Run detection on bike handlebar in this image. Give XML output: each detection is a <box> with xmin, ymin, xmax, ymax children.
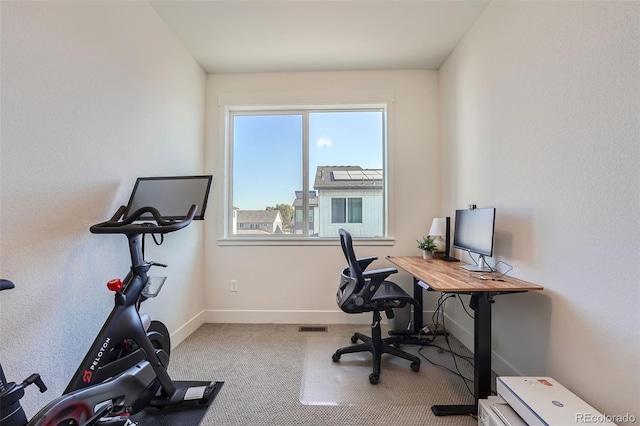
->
<box><xmin>90</xmin><ymin>204</ymin><xmax>198</xmax><ymax>235</ymax></box>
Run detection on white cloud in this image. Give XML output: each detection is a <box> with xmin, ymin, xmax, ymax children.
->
<box><xmin>316</xmin><ymin>137</ymin><xmax>332</xmax><ymax>148</ymax></box>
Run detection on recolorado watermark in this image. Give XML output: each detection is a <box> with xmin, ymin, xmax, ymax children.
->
<box><xmin>576</xmin><ymin>413</ymin><xmax>637</xmax><ymax>423</ymax></box>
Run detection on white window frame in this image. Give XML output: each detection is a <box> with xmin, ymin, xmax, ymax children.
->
<box><xmin>219</xmin><ymin>94</ymin><xmax>395</xmax><ymax>246</ymax></box>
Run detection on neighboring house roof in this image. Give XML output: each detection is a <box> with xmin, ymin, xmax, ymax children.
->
<box><xmin>292</xmin><ymin>190</ymin><xmax>319</xmax><ymax>208</ymax></box>
<box><xmin>237</xmin><ymin>210</ymin><xmax>282</xmax><ymax>223</ymax></box>
<box><xmin>313</xmin><ymin>166</ymin><xmax>384</xmax><ymax>190</ymax></box>
<box><xmin>292</xmin><ymin>196</ymin><xmax>319</xmax><ymax>208</ymax></box>
<box><xmin>295</xmin><ymin>190</ymin><xmax>317</xmax><ymax>199</ymax></box>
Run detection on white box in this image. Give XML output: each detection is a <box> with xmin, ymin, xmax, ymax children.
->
<box><xmin>479</xmin><ymin>396</ymin><xmax>504</xmax><ymax>426</ymax></box>
<box><xmin>497</xmin><ymin>377</ymin><xmax>616</xmax><ymax>426</ymax></box>
<box><xmin>479</xmin><ymin>396</ymin><xmax>527</xmax><ymax>426</ymax></box>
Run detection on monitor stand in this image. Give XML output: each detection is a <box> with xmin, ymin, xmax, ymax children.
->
<box><xmin>460</xmin><ymin>255</ymin><xmax>492</xmax><ymax>272</ymax></box>
<box><xmin>441</xmin><ymin>217</ymin><xmax>459</xmax><ymax>262</ymax></box>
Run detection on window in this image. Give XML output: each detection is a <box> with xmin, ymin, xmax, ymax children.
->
<box><xmin>348</xmin><ymin>198</ymin><xmax>363</xmax><ymax>223</ymax></box>
<box><xmin>331</xmin><ymin>198</ymin><xmax>346</xmax><ymax>223</ymax></box>
<box><xmin>331</xmin><ymin>198</ymin><xmax>362</xmax><ymax>224</ymax></box>
<box><xmin>227</xmin><ymin>106</ymin><xmax>387</xmax><ymax>239</ymax></box>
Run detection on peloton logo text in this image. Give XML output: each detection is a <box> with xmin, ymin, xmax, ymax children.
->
<box><xmin>82</xmin><ymin>337</ymin><xmax>111</xmax><ymax>383</ymax></box>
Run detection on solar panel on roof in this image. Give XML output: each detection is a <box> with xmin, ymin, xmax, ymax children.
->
<box><xmin>332</xmin><ymin>171</ymin><xmax>350</xmax><ymax>180</ymax></box>
<box><xmin>364</xmin><ymin>171</ymin><xmax>383</xmax><ymax>179</ymax></box>
<box><xmin>330</xmin><ymin>169</ymin><xmax>383</xmax><ymax>181</ymax></box>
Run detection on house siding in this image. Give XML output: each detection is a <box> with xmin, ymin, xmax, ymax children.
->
<box><xmin>318</xmin><ymin>189</ymin><xmax>383</xmax><ymax>237</ymax></box>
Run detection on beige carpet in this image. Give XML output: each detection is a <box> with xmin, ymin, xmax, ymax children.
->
<box><xmin>301</xmin><ymin>336</ymin><xmax>472</xmax><ymax>407</ymax></box>
<box><xmin>168</xmin><ymin>323</ymin><xmax>479</xmax><ymax>425</ymax></box>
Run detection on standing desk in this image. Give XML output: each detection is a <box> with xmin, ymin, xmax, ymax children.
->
<box><xmin>386</xmin><ymin>256</ymin><xmax>543</xmax><ymax>417</ymax></box>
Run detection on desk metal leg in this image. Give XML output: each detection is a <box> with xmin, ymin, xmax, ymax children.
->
<box><xmin>389</xmin><ymin>277</ymin><xmax>442</xmax><ymax>345</ymax></box>
<box><xmin>432</xmin><ymin>292</ymin><xmax>492</xmax><ymax>417</ymax></box>
<box><xmin>474</xmin><ymin>292</ymin><xmax>492</xmax><ymax>402</ymax></box>
<box><xmin>413</xmin><ymin>277</ymin><xmax>423</xmax><ymax>333</ymax></box>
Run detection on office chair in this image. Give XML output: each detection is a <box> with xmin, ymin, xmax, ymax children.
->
<box><xmin>332</xmin><ymin>229</ymin><xmax>421</xmax><ymax>384</ymax></box>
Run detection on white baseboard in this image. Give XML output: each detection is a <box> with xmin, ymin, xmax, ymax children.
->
<box><xmin>201</xmin><ymin>309</ymin><xmax>440</xmax><ymax>326</ymax></box>
<box><xmin>176</xmin><ymin>309</ymin><xmax>521</xmax><ymax>376</ymax></box>
<box><xmin>434</xmin><ymin>313</ymin><xmax>521</xmax><ymax>377</ymax></box>
<box><xmin>203</xmin><ymin>309</ymin><xmax>371</xmax><ymax>325</ymax></box>
<box><xmin>170</xmin><ymin>310</ymin><xmax>206</xmax><ymax>349</ymax></box>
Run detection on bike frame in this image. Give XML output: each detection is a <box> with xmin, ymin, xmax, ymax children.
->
<box><xmin>64</xmin><ymin>233</ymin><xmax>176</xmax><ymax>398</ymax></box>
<box><xmin>3</xmin><ymin>203</ymin><xmax>212</xmax><ymax>426</ymax></box>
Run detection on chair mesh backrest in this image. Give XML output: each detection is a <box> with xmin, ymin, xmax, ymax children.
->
<box><xmin>339</xmin><ymin>229</ymin><xmax>364</xmax><ymax>292</ymax></box>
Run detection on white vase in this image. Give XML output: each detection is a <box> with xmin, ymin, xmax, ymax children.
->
<box><xmin>422</xmin><ymin>250</ymin><xmax>433</xmax><ymax>260</ymax></box>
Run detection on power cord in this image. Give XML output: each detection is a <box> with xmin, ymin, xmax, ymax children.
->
<box><xmin>418</xmin><ymin>345</ymin><xmax>474</xmax><ymax>395</ymax></box>
<box><xmin>416</xmin><ymin>292</ymin><xmax>476</xmax><ymax>398</ymax></box>
<box><xmin>416</xmin><ymin>290</ymin><xmax>502</xmax><ymax>399</ymax></box>
<box><xmin>465</xmin><ymin>251</ymin><xmax>514</xmax><ymax>281</ymax></box>
<box><xmin>470</xmin><ymin>273</ymin><xmax>505</xmax><ymax>282</ymax></box>
<box><xmin>431</xmin><ymin>293</ymin><xmax>455</xmax><ymax>331</ymax></box>
<box><xmin>456</xmin><ymin>294</ymin><xmax>475</xmax><ymax>319</ymax></box>
<box><xmin>493</xmin><ymin>261</ymin><xmax>513</xmax><ymax>277</ymax></box>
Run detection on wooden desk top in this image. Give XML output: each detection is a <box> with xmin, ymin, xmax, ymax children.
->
<box><xmin>386</xmin><ymin>256</ymin><xmax>543</xmax><ymax>293</ymax></box>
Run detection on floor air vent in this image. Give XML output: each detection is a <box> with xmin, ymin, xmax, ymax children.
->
<box><xmin>298</xmin><ymin>326</ymin><xmax>328</xmax><ymax>332</ymax></box>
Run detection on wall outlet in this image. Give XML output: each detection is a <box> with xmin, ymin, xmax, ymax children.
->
<box><xmin>230</xmin><ymin>280</ymin><xmax>238</xmax><ymax>292</ymax></box>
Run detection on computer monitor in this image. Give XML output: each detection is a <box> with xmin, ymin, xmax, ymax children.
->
<box><xmin>453</xmin><ymin>207</ymin><xmax>496</xmax><ymax>272</ymax></box>
<box><xmin>124</xmin><ymin>175</ymin><xmax>213</xmax><ymax>221</ymax></box>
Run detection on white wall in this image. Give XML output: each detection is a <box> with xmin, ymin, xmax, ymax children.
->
<box><xmin>205</xmin><ymin>71</ymin><xmax>443</xmax><ymax>324</ymax></box>
<box><xmin>440</xmin><ymin>1</ymin><xmax>639</xmax><ymax>417</ymax></box>
<box><xmin>4</xmin><ymin>0</ymin><xmax>636</xmax><ymax>419</ymax></box>
<box><xmin>0</xmin><ymin>1</ymin><xmax>206</xmax><ymax>415</ymax></box>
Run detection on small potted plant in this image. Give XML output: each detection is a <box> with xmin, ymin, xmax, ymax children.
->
<box><xmin>417</xmin><ymin>236</ymin><xmax>437</xmax><ymax>259</ymax></box>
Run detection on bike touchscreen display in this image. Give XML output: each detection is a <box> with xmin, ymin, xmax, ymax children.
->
<box><xmin>124</xmin><ymin>175</ymin><xmax>213</xmax><ymax>221</ymax></box>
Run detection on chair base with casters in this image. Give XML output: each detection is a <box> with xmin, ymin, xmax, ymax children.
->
<box><xmin>332</xmin><ymin>310</ymin><xmax>420</xmax><ymax>384</ymax></box>
<box><xmin>333</xmin><ymin>228</ymin><xmax>422</xmax><ymax>385</ymax></box>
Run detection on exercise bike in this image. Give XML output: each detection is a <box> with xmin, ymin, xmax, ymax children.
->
<box><xmin>1</xmin><ymin>204</ymin><xmax>218</xmax><ymax>426</ymax></box>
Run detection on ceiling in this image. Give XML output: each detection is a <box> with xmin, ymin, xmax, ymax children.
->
<box><xmin>149</xmin><ymin>1</ymin><xmax>491</xmax><ymax>74</ymax></box>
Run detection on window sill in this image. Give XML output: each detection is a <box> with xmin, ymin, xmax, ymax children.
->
<box><xmin>217</xmin><ymin>237</ymin><xmax>395</xmax><ymax>246</ymax></box>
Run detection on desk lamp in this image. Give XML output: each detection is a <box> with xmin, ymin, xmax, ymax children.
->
<box><xmin>428</xmin><ymin>218</ymin><xmax>446</xmax><ymax>253</ymax></box>
<box><xmin>429</xmin><ymin>217</ymin><xmax>459</xmax><ymax>262</ymax></box>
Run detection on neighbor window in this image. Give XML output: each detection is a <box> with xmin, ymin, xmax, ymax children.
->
<box><xmin>331</xmin><ymin>198</ymin><xmax>363</xmax><ymax>224</ymax></box>
<box><xmin>348</xmin><ymin>198</ymin><xmax>363</xmax><ymax>223</ymax></box>
<box><xmin>331</xmin><ymin>198</ymin><xmax>346</xmax><ymax>223</ymax></box>
<box><xmin>227</xmin><ymin>106</ymin><xmax>387</xmax><ymax>239</ymax></box>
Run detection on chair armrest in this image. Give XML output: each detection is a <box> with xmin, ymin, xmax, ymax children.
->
<box><xmin>362</xmin><ymin>267</ymin><xmax>397</xmax><ymax>281</ymax></box>
<box><xmin>356</xmin><ymin>256</ymin><xmax>378</xmax><ymax>271</ymax></box>
<box><xmin>358</xmin><ymin>267</ymin><xmax>398</xmax><ymax>303</ymax></box>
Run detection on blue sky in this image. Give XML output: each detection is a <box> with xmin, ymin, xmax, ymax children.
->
<box><xmin>233</xmin><ymin>111</ymin><xmax>383</xmax><ymax>210</ymax></box>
